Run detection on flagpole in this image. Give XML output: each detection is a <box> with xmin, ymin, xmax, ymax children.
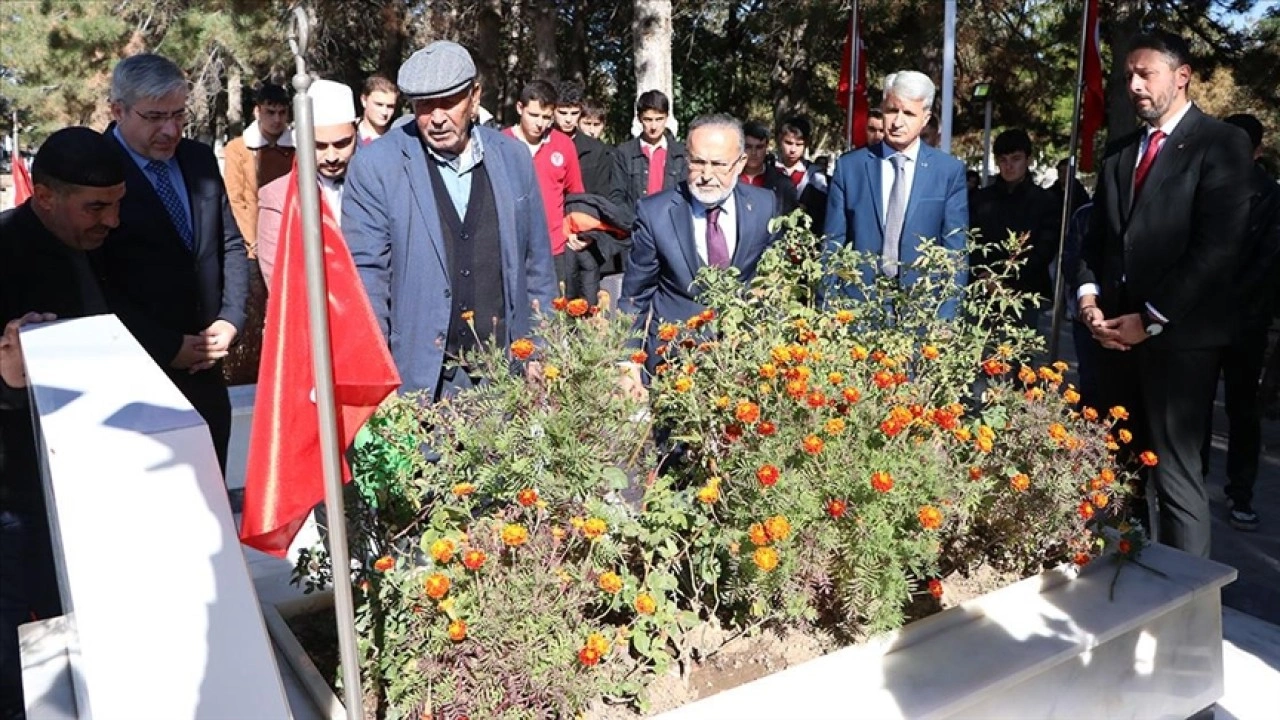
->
<box><xmin>940</xmin><ymin>0</ymin><xmax>956</xmax><ymax>152</ymax></box>
<box><xmin>1048</xmin><ymin>0</ymin><xmax>1092</xmax><ymax>360</ymax></box>
<box><xmin>288</xmin><ymin>9</ymin><xmax>364</xmax><ymax>719</ymax></box>
<box><xmin>843</xmin><ymin>0</ymin><xmax>859</xmax><ymax>151</ymax></box>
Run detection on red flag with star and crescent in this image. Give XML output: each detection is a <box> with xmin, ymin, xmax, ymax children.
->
<box><xmin>837</xmin><ymin>14</ymin><xmax>870</xmax><ymax>149</ymax></box>
<box><xmin>1079</xmin><ymin>0</ymin><xmax>1104</xmax><ymax>172</ymax></box>
<box><xmin>13</xmin><ymin>155</ymin><xmax>33</xmax><ymax>206</ymax></box>
<box><xmin>239</xmin><ymin>168</ymin><xmax>400</xmax><ymax>557</ymax></box>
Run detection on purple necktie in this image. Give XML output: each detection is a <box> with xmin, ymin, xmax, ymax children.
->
<box><xmin>706</xmin><ymin>205</ymin><xmax>730</xmax><ymax>268</ymax></box>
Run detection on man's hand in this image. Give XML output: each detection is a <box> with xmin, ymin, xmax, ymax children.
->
<box><xmin>1101</xmin><ymin>313</ymin><xmax>1149</xmax><ymax>347</ymax></box>
<box><xmin>181</xmin><ymin>319</ymin><xmax>238</xmax><ymax>373</ymax></box>
<box><xmin>526</xmin><ymin>360</ymin><xmax>544</xmax><ymax>385</ymax></box>
<box><xmin>0</xmin><ymin>312</ymin><xmax>57</xmax><ymax>389</ymax></box>
<box><xmin>1079</xmin><ymin>304</ymin><xmax>1128</xmax><ymax>351</ymax></box>
<box><xmin>171</xmin><ymin>334</ymin><xmax>211</xmax><ymax>371</ymax></box>
<box><xmin>565</xmin><ymin>232</ymin><xmax>593</xmax><ymax>252</ymax></box>
<box><xmin>618</xmin><ymin>362</ymin><xmax>648</xmax><ymax>402</ymax></box>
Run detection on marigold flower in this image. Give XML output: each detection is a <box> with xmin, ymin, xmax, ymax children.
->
<box><xmin>673</xmin><ymin>376</ymin><xmax>693</xmax><ymax>393</ymax></box>
<box><xmin>1010</xmin><ymin>473</ymin><xmax>1031</xmax><ymax>492</ymax></box>
<box><xmin>806</xmin><ymin>391</ymin><xmax>827</xmax><ymax>408</ymax></box>
<box><xmin>756</xmin><ymin>464</ymin><xmax>780</xmax><ymax>487</ymax></box>
<box><xmin>582</xmin><ymin>517</ymin><xmax>608</xmax><ymax>539</ymax></box>
<box><xmin>452</xmin><ymin>482</ymin><xmax>477</xmax><ymax>497</ymax></box>
<box><xmin>802</xmin><ymin>434</ymin><xmax>824</xmax><ymax>454</ymax></box>
<box><xmin>1052</xmin><ymin>360</ymin><xmax>1069</xmax><ymax>373</ymax></box>
<box><xmin>1078</xmin><ymin>500</ymin><xmax>1096</xmax><ymax>520</ymax></box>
<box><xmin>1082</xmin><ymin>406</ymin><xmax>1099</xmax><ymax>421</ymax></box>
<box><xmin>685</xmin><ymin>316</ymin><xmax>703</xmax><ymax>331</ymax></box>
<box><xmin>430</xmin><ymin>538</ymin><xmax>456</xmax><ymax>564</ymax></box>
<box><xmin>786</xmin><ymin>379</ymin><xmax>808</xmax><ymax>398</ymax></box>
<box><xmin>561</xmin><ymin>297</ymin><xmax>588</xmax><ymax>317</ymax></box>
<box><xmin>598</xmin><ymin>571</ymin><xmax>623</xmax><ymax>594</ymax></box>
<box><xmin>1063</xmin><ymin>388</ymin><xmax>1081</xmax><ymax>405</ymax></box>
<box><xmin>871</xmin><ymin>471</ymin><xmax>894</xmax><ymax>493</ymax></box>
<box><xmin>1118</xmin><ymin>429</ymin><xmax>1133</xmax><ymax>444</ymax></box>
<box><xmin>630</xmin><ymin>350</ymin><xmax>648</xmax><ymax>365</ymax></box>
<box><xmin>835</xmin><ymin>309</ymin><xmax>855</xmax><ymax>324</ymax></box>
<box><xmin>1109</xmin><ymin>406</ymin><xmax>1130</xmax><ymax>420</ymax></box>
<box><xmin>881</xmin><ymin>419</ymin><xmax>907</xmax><ymax>438</ymax></box>
<box><xmin>1100</xmin><ymin>468</ymin><xmax>1116</xmax><ymax>485</ymax></box>
<box><xmin>1073</xmin><ymin>551</ymin><xmax>1091</xmax><ymax>566</ymax></box>
<box><xmin>460</xmin><ymin>310</ymin><xmax>475</xmax><ymax>323</ymax></box>
<box><xmin>842</xmin><ymin>386</ymin><xmax>862</xmax><ymax>404</ymax></box>
<box><xmin>657</xmin><ymin>323</ymin><xmax>679</xmax><ymax>341</ymax></box>
<box><xmin>586</xmin><ymin>632</ymin><xmax>610</xmax><ymax>656</ymax></box>
<box><xmin>827</xmin><ymin>371</ymin><xmax>845</xmax><ymax>385</ymax></box>
<box><xmin>552</xmin><ymin>296</ymin><xmax>569</xmax><ymax>311</ymax></box>
<box><xmin>1139</xmin><ymin>451</ymin><xmax>1159</xmax><ymax>467</ymax></box>
<box><xmin>873</xmin><ymin>370</ymin><xmax>895</xmax><ymax>389</ymax></box>
<box><xmin>462</xmin><ymin>549</ymin><xmax>486</xmax><ymax>571</ymax></box>
<box><xmin>635</xmin><ymin>593</ymin><xmax>657</xmax><ymax>615</ymax></box>
<box><xmin>928</xmin><ymin>579</ymin><xmax>944</xmax><ymax>599</ymax></box>
<box><xmin>700</xmin><ymin>308</ymin><xmax>716</xmax><ymax>322</ymax></box>
<box><xmin>763</xmin><ymin>515</ymin><xmax>791</xmax><ymax>541</ymax></box>
<box><xmin>696</xmin><ymin>484</ymin><xmax>720</xmax><ymax>504</ymax></box>
<box><xmin>1092</xmin><ymin>492</ymin><xmax>1109</xmax><ymax>509</ymax></box>
<box><xmin>918</xmin><ymin>505</ymin><xmax>943</xmax><ymax>530</ymax></box>
<box><xmin>447</xmin><ymin>619</ymin><xmax>467</xmax><ymax>642</ymax></box>
<box><xmin>1048</xmin><ymin>423</ymin><xmax>1068</xmax><ymax>441</ymax></box>
<box><xmin>771</xmin><ymin>345</ymin><xmax>793</xmax><ymax>364</ymax></box>
<box><xmin>827</xmin><ymin>499</ymin><xmax>847</xmax><ymax>518</ymax></box>
<box><xmin>424</xmin><ymin>573</ymin><xmax>450</xmax><ymax>599</ymax></box>
<box><xmin>542</xmin><ymin>365</ymin><xmax>562</xmax><ymax>382</ymax></box>
<box><xmin>1018</xmin><ymin>366</ymin><xmax>1037</xmax><ymax>385</ymax></box>
<box><xmin>921</xmin><ymin>344</ymin><xmax>940</xmax><ymax>360</ymax></box>
<box><xmin>1025</xmin><ymin>387</ymin><xmax>1045</xmax><ymax>402</ymax></box>
<box><xmin>748</xmin><ymin>523</ymin><xmax>770</xmax><ymax>546</ymax></box>
<box><xmin>712</xmin><ymin>395</ymin><xmax>730</xmax><ymax>410</ymax></box>
<box><xmin>725</xmin><ymin>424</ymin><xmax>744</xmax><ymax>442</ymax></box>
<box><xmin>850</xmin><ymin>345</ymin><xmax>870</xmax><ymax>361</ymax></box>
<box><xmin>517</xmin><ymin>488</ymin><xmax>539</xmax><ymax>507</ymax></box>
<box><xmin>758</xmin><ymin>382</ymin><xmax>774</xmax><ymax>396</ymax></box>
<box><xmin>790</xmin><ymin>345</ymin><xmax>809</xmax><ymax>363</ymax></box>
<box><xmin>510</xmin><ymin>338</ymin><xmax>536</xmax><ymax>361</ymax></box>
<box><xmin>373</xmin><ymin>555</ymin><xmax>394</xmax><ymax>572</ymax></box>
<box><xmin>824</xmin><ymin>418</ymin><xmax>846</xmax><ymax>436</ymax></box>
<box><xmin>982</xmin><ymin>358</ymin><xmax>1010</xmax><ymax>377</ymax></box>
<box><xmin>578</xmin><ymin>646</ymin><xmax>602</xmax><ymax>667</ymax></box>
<box><xmin>758</xmin><ymin>363</ymin><xmax>778</xmax><ymax>378</ymax></box>
<box><xmin>976</xmin><ymin>436</ymin><xmax>994</xmax><ymax>453</ymax></box>
<box><xmin>954</xmin><ymin>427</ymin><xmax>973</xmax><ymax>442</ymax></box>
<box><xmin>735</xmin><ymin>401</ymin><xmax>761</xmax><ymax>424</ymax></box>
<box><xmin>753</xmin><ymin>546</ymin><xmax>780</xmax><ymax>572</ymax></box>
<box><xmin>757</xmin><ymin>420</ymin><xmax>777</xmax><ymax>436</ymax></box>
<box><xmin>1118</xmin><ymin>539</ymin><xmax>1133</xmax><ymax>555</ymax></box>
<box><xmin>969</xmin><ymin>466</ymin><xmax>983</xmax><ymax>481</ymax></box>
<box><xmin>501</xmin><ymin>524</ymin><xmax>529</xmax><ymax>547</ymax></box>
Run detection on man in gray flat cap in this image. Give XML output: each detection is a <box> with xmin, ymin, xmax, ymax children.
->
<box><xmin>343</xmin><ymin>40</ymin><xmax>557</xmax><ymax>399</ymax></box>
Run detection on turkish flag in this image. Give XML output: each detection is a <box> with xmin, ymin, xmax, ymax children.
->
<box><xmin>13</xmin><ymin>155</ymin><xmax>33</xmax><ymax>206</ymax></box>
<box><xmin>239</xmin><ymin>168</ymin><xmax>400</xmax><ymax>557</ymax></box>
<box><xmin>1079</xmin><ymin>0</ymin><xmax>1104</xmax><ymax>172</ymax></box>
<box><xmin>837</xmin><ymin>15</ymin><xmax>869</xmax><ymax>149</ymax></box>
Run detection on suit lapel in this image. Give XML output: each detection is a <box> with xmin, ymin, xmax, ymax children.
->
<box><xmin>1116</xmin><ymin>137</ymin><xmax>1139</xmax><ymax>224</ymax></box>
<box><xmin>401</xmin><ymin>137</ymin><xmax>449</xmax><ymax>275</ymax></box>
<box><xmin>1130</xmin><ymin>106</ymin><xmax>1201</xmax><ymax>219</ymax></box>
<box><xmin>669</xmin><ymin>189</ymin><xmax>702</xmax><ymax>278</ymax></box>
<box><xmin>482</xmin><ymin>132</ymin><xmax>523</xmax><ymax>305</ymax></box>
<box><xmin>901</xmin><ymin>143</ymin><xmax>933</xmax><ymax>239</ymax></box>
<box><xmin>864</xmin><ymin>148</ymin><xmax>885</xmax><ymax>234</ymax></box>
<box><xmin>177</xmin><ymin>144</ymin><xmax>207</xmax><ymax>254</ymax></box>
<box><xmin>730</xmin><ymin>185</ymin><xmax>760</xmax><ymax>268</ymax></box>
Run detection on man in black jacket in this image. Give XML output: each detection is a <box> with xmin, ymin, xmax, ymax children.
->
<box><xmin>740</xmin><ymin>120</ymin><xmax>798</xmax><ymax>216</ymax></box>
<box><xmin>609</xmin><ymin>90</ymin><xmax>688</xmax><ymax>213</ymax></box>
<box><xmin>1076</xmin><ymin>31</ymin><xmax>1253</xmax><ymax>557</ymax></box>
<box><xmin>0</xmin><ymin>127</ymin><xmax>126</xmax><ymax>720</ymax></box>
<box><xmin>96</xmin><ymin>54</ymin><xmax>248</xmax><ymax>471</ymax></box>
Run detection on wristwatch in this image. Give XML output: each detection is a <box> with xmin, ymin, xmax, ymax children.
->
<box><xmin>1141</xmin><ymin>309</ymin><xmax>1165</xmax><ymax>337</ymax></box>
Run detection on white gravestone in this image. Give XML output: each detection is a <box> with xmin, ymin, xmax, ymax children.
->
<box><xmin>20</xmin><ymin>314</ymin><xmax>289</xmax><ymax>719</ymax></box>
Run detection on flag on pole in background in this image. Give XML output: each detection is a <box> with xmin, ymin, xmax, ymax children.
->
<box><xmin>239</xmin><ymin>168</ymin><xmax>400</xmax><ymax>557</ymax></box>
<box><xmin>838</xmin><ymin>13</ymin><xmax>869</xmax><ymax>149</ymax></box>
<box><xmin>13</xmin><ymin>155</ymin><xmax>33</xmax><ymax>206</ymax></box>
<box><xmin>1080</xmin><ymin>0</ymin><xmax>1104</xmax><ymax>172</ymax></box>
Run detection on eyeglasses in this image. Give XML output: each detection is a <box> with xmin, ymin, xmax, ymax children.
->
<box><xmin>688</xmin><ymin>155</ymin><xmax>744</xmax><ymax>173</ymax></box>
<box><xmin>133</xmin><ymin>109</ymin><xmax>188</xmax><ymax>124</ymax></box>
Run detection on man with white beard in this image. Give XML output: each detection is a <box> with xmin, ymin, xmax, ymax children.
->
<box><xmin>620</xmin><ymin>113</ymin><xmax>780</xmax><ymax>377</ymax></box>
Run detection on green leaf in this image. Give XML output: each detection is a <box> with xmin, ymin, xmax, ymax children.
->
<box><xmin>603</xmin><ymin>466</ymin><xmax>630</xmax><ymax>491</ymax></box>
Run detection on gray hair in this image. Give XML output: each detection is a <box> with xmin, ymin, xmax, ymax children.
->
<box><xmin>111</xmin><ymin>54</ymin><xmax>188</xmax><ymax>107</ymax></box>
<box><xmin>883</xmin><ymin>70</ymin><xmax>936</xmax><ymax>110</ymax></box>
<box><xmin>686</xmin><ymin>113</ymin><xmax>745</xmax><ymax>153</ymax></box>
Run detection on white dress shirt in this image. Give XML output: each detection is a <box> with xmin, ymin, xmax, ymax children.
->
<box><xmin>319</xmin><ymin>175</ymin><xmax>344</xmax><ymax>216</ymax></box>
<box><xmin>878</xmin><ymin>139</ymin><xmax>922</xmax><ymax>223</ymax></box>
<box><xmin>691</xmin><ymin>191</ymin><xmax>739</xmax><ymax>265</ymax></box>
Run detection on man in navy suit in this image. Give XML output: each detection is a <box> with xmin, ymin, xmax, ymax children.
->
<box><xmin>620</xmin><ymin>114</ymin><xmax>779</xmax><ymax>378</ymax></box>
<box><xmin>343</xmin><ymin>41</ymin><xmax>557</xmax><ymax>400</ymax></box>
<box><xmin>823</xmin><ymin>70</ymin><xmax>968</xmax><ymax>314</ymax></box>
<box><xmin>97</xmin><ymin>54</ymin><xmax>249</xmax><ymax>471</ymax></box>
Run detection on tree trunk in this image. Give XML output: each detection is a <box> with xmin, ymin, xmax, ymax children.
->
<box><xmin>227</xmin><ymin>64</ymin><xmax>243</xmax><ymax>137</ymax></box>
<box><xmin>1105</xmin><ymin>0</ymin><xmax>1144</xmax><ymax>142</ymax></box>
<box><xmin>475</xmin><ymin>0</ymin><xmax>504</xmax><ymax>116</ymax></box>
<box><xmin>527</xmin><ymin>0</ymin><xmax>559</xmax><ymax>80</ymax></box>
<box><xmin>633</xmin><ymin>0</ymin><xmax>673</xmax><ymax>116</ymax></box>
<box><xmin>377</xmin><ymin>1</ymin><xmax>407</xmax><ymax>82</ymax></box>
<box><xmin>565</xmin><ymin>0</ymin><xmax>589</xmax><ymax>86</ymax></box>
<box><xmin>501</xmin><ymin>0</ymin><xmax>524</xmax><ymax>125</ymax></box>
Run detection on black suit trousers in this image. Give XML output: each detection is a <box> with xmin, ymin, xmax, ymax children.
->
<box><xmin>171</xmin><ymin>369</ymin><xmax>232</xmax><ymax>473</ymax></box>
<box><xmin>1200</xmin><ymin>323</ymin><xmax>1268</xmax><ymax>503</ymax></box>
<box><xmin>1098</xmin><ymin>341</ymin><xmax>1221</xmax><ymax>558</ymax></box>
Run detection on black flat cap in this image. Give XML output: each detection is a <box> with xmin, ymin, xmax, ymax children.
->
<box><xmin>32</xmin><ymin>127</ymin><xmax>125</xmax><ymax>188</ymax></box>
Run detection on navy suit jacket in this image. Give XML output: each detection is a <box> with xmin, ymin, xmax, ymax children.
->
<box><xmin>823</xmin><ymin>141</ymin><xmax>968</xmax><ymax>313</ymax></box>
<box><xmin>99</xmin><ymin>129</ymin><xmax>249</xmax><ymax>370</ymax></box>
<box><xmin>342</xmin><ymin>123</ymin><xmax>558</xmax><ymax>395</ymax></box>
<box><xmin>620</xmin><ymin>183</ymin><xmax>779</xmax><ymax>370</ymax></box>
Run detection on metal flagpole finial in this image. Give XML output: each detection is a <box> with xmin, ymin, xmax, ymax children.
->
<box><xmin>289</xmin><ymin>6</ymin><xmax>311</xmax><ymax>91</ymax></box>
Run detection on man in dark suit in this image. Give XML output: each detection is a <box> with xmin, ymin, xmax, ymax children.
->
<box><xmin>610</xmin><ymin>89</ymin><xmax>689</xmax><ymax>214</ymax></box>
<box><xmin>1076</xmin><ymin>31</ymin><xmax>1253</xmax><ymax>557</ymax></box>
<box><xmin>823</xmin><ymin>70</ymin><xmax>969</xmax><ymax>317</ymax></box>
<box><xmin>97</xmin><ymin>54</ymin><xmax>249</xmax><ymax>471</ymax></box>
<box><xmin>620</xmin><ymin>114</ymin><xmax>779</xmax><ymax>378</ymax></box>
<box><xmin>1</xmin><ymin>127</ymin><xmax>126</xmax><ymax>719</ymax></box>
<box><xmin>343</xmin><ymin>41</ymin><xmax>557</xmax><ymax>400</ymax></box>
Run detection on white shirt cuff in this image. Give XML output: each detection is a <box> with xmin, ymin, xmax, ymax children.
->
<box><xmin>1145</xmin><ymin>303</ymin><xmax>1169</xmax><ymax>323</ymax></box>
<box><xmin>1076</xmin><ymin>283</ymin><xmax>1100</xmax><ymax>301</ymax></box>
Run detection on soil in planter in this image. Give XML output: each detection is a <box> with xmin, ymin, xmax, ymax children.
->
<box><xmin>286</xmin><ymin>608</ymin><xmax>382</xmax><ymax>719</ymax></box>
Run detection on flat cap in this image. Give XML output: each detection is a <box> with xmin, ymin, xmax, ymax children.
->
<box><xmin>397</xmin><ymin>41</ymin><xmax>476</xmax><ymax>100</ymax></box>
<box><xmin>33</xmin><ymin>127</ymin><xmax>125</xmax><ymax>188</ymax></box>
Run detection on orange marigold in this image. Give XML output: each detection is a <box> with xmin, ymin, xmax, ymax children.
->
<box><xmin>1063</xmin><ymin>388</ymin><xmax>1081</xmax><ymax>405</ymax></box>
<box><xmin>516</xmin><ymin>488</ymin><xmax>539</xmax><ymax>507</ymax></box>
<box><xmin>928</xmin><ymin>579</ymin><xmax>944</xmax><ymax>599</ymax></box>
<box><xmin>871</xmin><ymin>471</ymin><xmax>894</xmax><ymax>493</ymax></box>
<box><xmin>501</xmin><ymin>524</ymin><xmax>529</xmax><ymax>547</ymax></box>
<box><xmin>1082</xmin><ymin>406</ymin><xmax>1099</xmax><ymax>421</ymax></box>
<box><xmin>700</xmin><ymin>308</ymin><xmax>716</xmax><ymax>322</ymax></box>
<box><xmin>918</xmin><ymin>505</ymin><xmax>943</xmax><ymax>530</ymax></box>
<box><xmin>373</xmin><ymin>555</ymin><xmax>395</xmax><ymax>572</ymax></box>
<box><xmin>802</xmin><ymin>434</ymin><xmax>825</xmax><ymax>454</ymax></box>
<box><xmin>827</xmin><ymin>499</ymin><xmax>848</xmax><ymax>518</ymax></box>
<box><xmin>586</xmin><ymin>632</ymin><xmax>610</xmax><ymax>656</ymax></box>
<box><xmin>1018</xmin><ymin>366</ymin><xmax>1038</xmax><ymax>385</ymax></box>
<box><xmin>827</xmin><ymin>371</ymin><xmax>845</xmax><ymax>385</ymax></box>
<box><xmin>756</xmin><ymin>464</ymin><xmax>780</xmax><ymax>487</ymax></box>
<box><xmin>806</xmin><ymin>390</ymin><xmax>827</xmax><ymax>408</ymax></box>
<box><xmin>598</xmin><ymin>571</ymin><xmax>623</xmax><ymax>594</ymax></box>
<box><xmin>786</xmin><ymin>379</ymin><xmax>808</xmax><ymax>398</ymax></box>
<box><xmin>1010</xmin><ymin>473</ymin><xmax>1031</xmax><ymax>492</ymax></box>
<box><xmin>824</xmin><ymin>418</ymin><xmax>846</xmax><ymax>436</ymax></box>
<box><xmin>510</xmin><ymin>338</ymin><xmax>536</xmax><ymax>361</ymax></box>
<box><xmin>424</xmin><ymin>573</ymin><xmax>451</xmax><ymax>599</ymax></box>
<box><xmin>630</xmin><ymin>350</ymin><xmax>648</xmax><ymax>365</ymax></box>
<box><xmin>842</xmin><ymin>386</ymin><xmax>862</xmax><ymax>404</ymax></box>
<box><xmin>657</xmin><ymin>323</ymin><xmax>679</xmax><ymax>341</ymax></box>
<box><xmin>447</xmin><ymin>619</ymin><xmax>467</xmax><ymax>642</ymax></box>
<box><xmin>1109</xmin><ymin>406</ymin><xmax>1130</xmax><ymax>420</ymax></box>
<box><xmin>462</xmin><ymin>549</ymin><xmax>487</xmax><ymax>571</ymax></box>
<box><xmin>566</xmin><ymin>298</ymin><xmax>590</xmax><ymax>316</ymax></box>
<box><xmin>1078</xmin><ymin>501</ymin><xmax>1096</xmax><ymax>520</ymax></box>
<box><xmin>850</xmin><ymin>345</ymin><xmax>870</xmax><ymax>361</ymax></box>
<box><xmin>578</xmin><ymin>646</ymin><xmax>602</xmax><ymax>667</ymax></box>
<box><xmin>835</xmin><ymin>309</ymin><xmax>855</xmax><ymax>324</ymax></box>
<box><xmin>757</xmin><ymin>420</ymin><xmax>777</xmax><ymax>436</ymax></box>
<box><xmin>1073</xmin><ymin>552</ymin><xmax>1092</xmax><ymax>566</ymax></box>
<box><xmin>582</xmin><ymin>517</ymin><xmax>608</xmax><ymax>539</ymax></box>
<box><xmin>771</xmin><ymin>345</ymin><xmax>793</xmax><ymax>364</ymax></box>
<box><xmin>969</xmin><ymin>466</ymin><xmax>984</xmax><ymax>481</ymax></box>
<box><xmin>1100</xmin><ymin>468</ymin><xmax>1116</xmax><ymax>485</ymax></box>
<box><xmin>634</xmin><ymin>593</ymin><xmax>657</xmax><ymax>615</ymax></box>
<box><xmin>1092</xmin><ymin>492</ymin><xmax>1109</xmax><ymax>509</ymax></box>
<box><xmin>735</xmin><ymin>401</ymin><xmax>761</xmax><ymax>424</ymax></box>
<box><xmin>763</xmin><ymin>515</ymin><xmax>792</xmax><ymax>542</ymax></box>
<box><xmin>430</xmin><ymin>538</ymin><xmax>456</xmax><ymax>564</ymax></box>
<box><xmin>673</xmin><ymin>376</ymin><xmax>693</xmax><ymax>393</ymax></box>
<box><xmin>748</xmin><ymin>523</ymin><xmax>770</xmax><ymax>546</ymax></box>
<box><xmin>1139</xmin><ymin>451</ymin><xmax>1159</xmax><ymax>467</ymax></box>
<box><xmin>552</xmin><ymin>296</ymin><xmax>569</xmax><ymax>311</ymax></box>
<box><xmin>758</xmin><ymin>362</ymin><xmax>778</xmax><ymax>379</ymax></box>
<box><xmin>452</xmin><ymin>482</ymin><xmax>477</xmax><ymax>497</ymax></box>
<box><xmin>1118</xmin><ymin>429</ymin><xmax>1133</xmax><ymax>444</ymax></box>
<box><xmin>922</xmin><ymin>344</ymin><xmax>940</xmax><ymax>360</ymax></box>
<box><xmin>872</xmin><ymin>370</ymin><xmax>895</xmax><ymax>389</ymax></box>
<box><xmin>753</xmin><ymin>546</ymin><xmax>780</xmax><ymax>572</ymax></box>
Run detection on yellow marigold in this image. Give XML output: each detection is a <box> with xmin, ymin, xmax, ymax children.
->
<box><xmin>758</xmin><ymin>363</ymin><xmax>778</xmax><ymax>379</ymax></box>
<box><xmin>1063</xmin><ymin>387</ymin><xmax>1081</xmax><ymax>405</ymax></box>
<box><xmin>921</xmin><ymin>344</ymin><xmax>940</xmax><ymax>360</ymax></box>
<box><xmin>918</xmin><ymin>505</ymin><xmax>944</xmax><ymax>530</ymax></box>
<box><xmin>771</xmin><ymin>345</ymin><xmax>793</xmax><ymax>364</ymax></box>
<box><xmin>1118</xmin><ymin>429</ymin><xmax>1133</xmax><ymax>444</ymax></box>
<box><xmin>501</xmin><ymin>524</ymin><xmax>529</xmax><ymax>547</ymax></box>
<box><xmin>430</xmin><ymin>538</ymin><xmax>456</xmax><ymax>564</ymax></box>
<box><xmin>598</xmin><ymin>571</ymin><xmax>623</xmax><ymax>594</ymax></box>
<box><xmin>673</xmin><ymin>376</ymin><xmax>693</xmax><ymax>393</ymax></box>
<box><xmin>850</xmin><ymin>345</ymin><xmax>869</xmax><ymax>361</ymax></box>
<box><xmin>1109</xmin><ymin>406</ymin><xmax>1129</xmax><ymax>420</ymax></box>
<box><xmin>824</xmin><ymin>417</ymin><xmax>846</xmax><ymax>436</ymax></box>
<box><xmin>954</xmin><ymin>427</ymin><xmax>973</xmax><ymax>442</ymax></box>
<box><xmin>447</xmin><ymin>619</ymin><xmax>467</xmax><ymax>642</ymax></box>
<box><xmin>452</xmin><ymin>482</ymin><xmax>477</xmax><ymax>497</ymax></box>
<box><xmin>1010</xmin><ymin>473</ymin><xmax>1031</xmax><ymax>492</ymax></box>
<box><xmin>1018</xmin><ymin>366</ymin><xmax>1037</xmax><ymax>385</ymax></box>
<box><xmin>758</xmin><ymin>382</ymin><xmax>774</xmax><ymax>396</ymax></box>
<box><xmin>696</xmin><ymin>484</ymin><xmax>720</xmax><ymax>504</ymax></box>
<box><xmin>763</xmin><ymin>515</ymin><xmax>792</xmax><ymax>542</ymax></box>
<box><xmin>996</xmin><ymin>344</ymin><xmax>1014</xmax><ymax>358</ymax></box>
<box><xmin>1048</xmin><ymin>423</ymin><xmax>1068</xmax><ymax>441</ymax></box>
<box><xmin>634</xmin><ymin>593</ymin><xmax>657</xmax><ymax>615</ymax></box>
<box><xmin>715</xmin><ymin>395</ymin><xmax>731</xmax><ymax>409</ymax></box>
<box><xmin>977</xmin><ymin>424</ymin><xmax>996</xmax><ymax>440</ymax></box>
<box><xmin>582</xmin><ymin>517</ymin><xmax>608</xmax><ymax>540</ymax></box>
<box><xmin>976</xmin><ymin>436</ymin><xmax>994</xmax><ymax>453</ymax></box>
<box><xmin>748</xmin><ymin>523</ymin><xmax>770</xmax><ymax>546</ymax></box>
<box><xmin>543</xmin><ymin>365</ymin><xmax>561</xmax><ymax>381</ymax></box>
<box><xmin>827</xmin><ymin>371</ymin><xmax>845</xmax><ymax>385</ymax></box>
<box><xmin>586</xmin><ymin>632</ymin><xmax>610</xmax><ymax>656</ymax></box>
<box><xmin>753</xmin><ymin>546</ymin><xmax>780</xmax><ymax>572</ymax></box>
<box><xmin>835</xmin><ymin>309</ymin><xmax>855</xmax><ymax>324</ymax></box>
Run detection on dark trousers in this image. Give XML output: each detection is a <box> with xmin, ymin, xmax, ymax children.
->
<box><xmin>1200</xmin><ymin>324</ymin><xmax>1269</xmax><ymax>504</ymax></box>
<box><xmin>1099</xmin><ymin>342</ymin><xmax>1221</xmax><ymax>558</ymax></box>
<box><xmin>171</xmin><ymin>370</ymin><xmax>231</xmax><ymax>473</ymax></box>
<box><xmin>568</xmin><ymin>245</ymin><xmax>606</xmax><ymax>303</ymax></box>
<box><xmin>0</xmin><ymin>509</ymin><xmax>61</xmax><ymax>719</ymax></box>
<box><xmin>552</xmin><ymin>251</ymin><xmax>573</xmax><ymax>298</ymax></box>
<box><xmin>1071</xmin><ymin>320</ymin><xmax>1103</xmax><ymax>411</ymax></box>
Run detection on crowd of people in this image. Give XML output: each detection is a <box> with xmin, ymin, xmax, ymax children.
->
<box><xmin>2</xmin><ymin>28</ymin><xmax>1278</xmax><ymax>718</ymax></box>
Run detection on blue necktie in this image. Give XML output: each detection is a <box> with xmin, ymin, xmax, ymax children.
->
<box><xmin>146</xmin><ymin>159</ymin><xmax>194</xmax><ymax>251</ymax></box>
